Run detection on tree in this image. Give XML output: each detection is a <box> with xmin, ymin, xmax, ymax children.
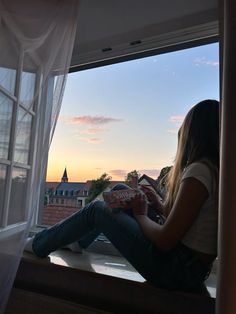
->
<box><xmin>156</xmin><ymin>166</ymin><xmax>172</xmax><ymax>198</ymax></box>
<box><xmin>125</xmin><ymin>170</ymin><xmax>140</xmax><ymax>187</ymax></box>
<box><xmin>86</xmin><ymin>173</ymin><xmax>112</xmax><ymax>204</ymax></box>
<box><xmin>157</xmin><ymin>166</ymin><xmax>172</xmax><ymax>184</ymax></box>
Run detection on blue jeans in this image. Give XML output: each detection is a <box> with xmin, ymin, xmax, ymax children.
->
<box><xmin>33</xmin><ymin>194</ymin><xmax>210</xmax><ymax>291</ymax></box>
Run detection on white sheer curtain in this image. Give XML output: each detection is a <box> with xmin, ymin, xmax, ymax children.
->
<box><xmin>0</xmin><ymin>0</ymin><xmax>79</xmax><ymax>312</ymax></box>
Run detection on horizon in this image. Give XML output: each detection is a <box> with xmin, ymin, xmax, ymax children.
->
<box><xmin>46</xmin><ymin>171</ymin><xmax>158</xmax><ymax>183</ymax></box>
<box><xmin>46</xmin><ymin>42</ymin><xmax>219</xmax><ymax>182</ymax></box>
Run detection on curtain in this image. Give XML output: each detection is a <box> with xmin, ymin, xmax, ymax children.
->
<box><xmin>0</xmin><ymin>0</ymin><xmax>79</xmax><ymax>312</ymax></box>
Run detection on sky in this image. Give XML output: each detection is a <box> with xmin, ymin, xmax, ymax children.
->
<box><xmin>46</xmin><ymin>43</ymin><xmax>219</xmax><ymax>182</ymax></box>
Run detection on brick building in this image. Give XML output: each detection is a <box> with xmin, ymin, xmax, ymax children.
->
<box><xmin>42</xmin><ymin>169</ymin><xmax>160</xmax><ymax>226</ymax></box>
<box><xmin>43</xmin><ymin>168</ymin><xmax>92</xmax><ymax>226</ymax></box>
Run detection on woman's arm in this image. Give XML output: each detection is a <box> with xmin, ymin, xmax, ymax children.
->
<box><xmin>132</xmin><ymin>177</ymin><xmax>209</xmax><ymax>251</ymax></box>
<box><xmin>139</xmin><ymin>185</ymin><xmax>165</xmax><ymax>214</ymax></box>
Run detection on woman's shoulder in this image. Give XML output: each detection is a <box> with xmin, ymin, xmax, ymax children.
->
<box><xmin>184</xmin><ymin>160</ymin><xmax>212</xmax><ymax>175</ymax></box>
<box><xmin>182</xmin><ymin>160</ymin><xmax>216</xmax><ymax>194</ymax></box>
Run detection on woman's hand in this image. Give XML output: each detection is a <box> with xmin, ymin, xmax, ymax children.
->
<box><xmin>139</xmin><ymin>185</ymin><xmax>163</xmax><ymax>212</ymax></box>
<box><xmin>129</xmin><ymin>190</ymin><xmax>148</xmax><ymax>217</ymax></box>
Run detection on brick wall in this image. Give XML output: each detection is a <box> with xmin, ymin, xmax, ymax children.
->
<box><xmin>42</xmin><ymin>205</ymin><xmax>79</xmax><ymax>226</ymax></box>
<box><xmin>50</xmin><ymin>197</ymin><xmax>79</xmax><ymax>207</ymax></box>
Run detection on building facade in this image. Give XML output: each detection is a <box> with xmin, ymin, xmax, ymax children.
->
<box><xmin>43</xmin><ymin>168</ymin><xmax>92</xmax><ymax>225</ymax></box>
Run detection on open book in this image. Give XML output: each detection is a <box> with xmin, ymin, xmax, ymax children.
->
<box><xmin>103</xmin><ymin>188</ymin><xmax>166</xmax><ymax>224</ymax></box>
<box><xmin>103</xmin><ymin>189</ymin><xmax>137</xmax><ymax>208</ymax></box>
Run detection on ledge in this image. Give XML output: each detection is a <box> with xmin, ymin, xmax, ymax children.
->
<box><xmin>8</xmin><ymin>250</ymin><xmax>216</xmax><ymax>314</ymax></box>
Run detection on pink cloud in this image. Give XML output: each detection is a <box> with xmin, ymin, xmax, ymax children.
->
<box><xmin>78</xmin><ymin>137</ymin><xmax>101</xmax><ymax>144</ymax></box>
<box><xmin>109</xmin><ymin>169</ymin><xmax>127</xmax><ymax>178</ymax></box>
<box><xmin>139</xmin><ymin>169</ymin><xmax>160</xmax><ymax>178</ymax></box>
<box><xmin>169</xmin><ymin>115</ymin><xmax>185</xmax><ymax>123</ymax></box>
<box><xmin>79</xmin><ymin>127</ymin><xmax>107</xmax><ymax>135</ymax></box>
<box><xmin>109</xmin><ymin>169</ymin><xmax>161</xmax><ymax>180</ymax></box>
<box><xmin>64</xmin><ymin>115</ymin><xmax>123</xmax><ymax>125</ymax></box>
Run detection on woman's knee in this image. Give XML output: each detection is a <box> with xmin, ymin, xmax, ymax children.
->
<box><xmin>90</xmin><ymin>200</ymin><xmax>108</xmax><ymax>213</ymax></box>
<box><xmin>88</xmin><ymin>200</ymin><xmax>113</xmax><ymax>228</ymax></box>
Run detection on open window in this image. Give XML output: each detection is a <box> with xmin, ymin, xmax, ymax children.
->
<box><xmin>40</xmin><ymin>42</ymin><xmax>219</xmax><ymax>266</ymax></box>
<box><xmin>0</xmin><ymin>54</ymin><xmax>40</xmax><ymax>237</ymax></box>
<box><xmin>0</xmin><ymin>1</ymin><xmax>227</xmax><ymax>313</ymax></box>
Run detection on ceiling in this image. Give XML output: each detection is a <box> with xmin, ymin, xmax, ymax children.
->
<box><xmin>70</xmin><ymin>0</ymin><xmax>218</xmax><ymax>71</ymax></box>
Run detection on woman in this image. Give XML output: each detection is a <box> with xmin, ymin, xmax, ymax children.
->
<box><xmin>26</xmin><ymin>99</ymin><xmax>219</xmax><ymax>292</ymax></box>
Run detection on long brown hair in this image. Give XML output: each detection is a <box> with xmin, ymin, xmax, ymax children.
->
<box><xmin>165</xmin><ymin>99</ymin><xmax>219</xmax><ymax>211</ymax></box>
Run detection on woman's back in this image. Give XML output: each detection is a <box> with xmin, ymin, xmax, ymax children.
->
<box><xmin>180</xmin><ymin>161</ymin><xmax>218</xmax><ymax>256</ymax></box>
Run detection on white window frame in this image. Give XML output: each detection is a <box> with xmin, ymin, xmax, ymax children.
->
<box><xmin>34</xmin><ymin>37</ymin><xmax>219</xmax><ymax>256</ymax></box>
<box><xmin>0</xmin><ymin>48</ymin><xmax>42</xmax><ymax>237</ymax></box>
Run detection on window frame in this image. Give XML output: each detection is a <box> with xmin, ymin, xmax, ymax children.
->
<box><xmin>0</xmin><ymin>48</ymin><xmax>42</xmax><ymax>235</ymax></box>
<box><xmin>34</xmin><ymin>37</ymin><xmax>219</xmax><ymax>254</ymax></box>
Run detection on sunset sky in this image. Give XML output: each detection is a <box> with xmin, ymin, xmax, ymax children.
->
<box><xmin>46</xmin><ymin>43</ymin><xmax>219</xmax><ymax>182</ymax></box>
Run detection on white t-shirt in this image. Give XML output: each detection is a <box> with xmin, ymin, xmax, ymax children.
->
<box><xmin>181</xmin><ymin>161</ymin><xmax>218</xmax><ymax>255</ymax></box>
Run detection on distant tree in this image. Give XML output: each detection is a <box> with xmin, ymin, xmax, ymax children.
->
<box><xmin>86</xmin><ymin>173</ymin><xmax>112</xmax><ymax>204</ymax></box>
<box><xmin>157</xmin><ymin>166</ymin><xmax>172</xmax><ymax>183</ymax></box>
<box><xmin>156</xmin><ymin>166</ymin><xmax>172</xmax><ymax>198</ymax></box>
<box><xmin>125</xmin><ymin>170</ymin><xmax>140</xmax><ymax>187</ymax></box>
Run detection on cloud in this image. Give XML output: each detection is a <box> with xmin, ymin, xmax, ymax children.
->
<box><xmin>194</xmin><ymin>57</ymin><xmax>219</xmax><ymax>67</ymax></box>
<box><xmin>79</xmin><ymin>127</ymin><xmax>107</xmax><ymax>135</ymax></box>
<box><xmin>167</xmin><ymin>129</ymin><xmax>178</xmax><ymax>134</ymax></box>
<box><xmin>167</xmin><ymin>115</ymin><xmax>185</xmax><ymax>135</ymax></box>
<box><xmin>78</xmin><ymin>137</ymin><xmax>101</xmax><ymax>144</ymax></box>
<box><xmin>206</xmin><ymin>60</ymin><xmax>219</xmax><ymax>66</ymax></box>
<box><xmin>109</xmin><ymin>169</ymin><xmax>127</xmax><ymax>178</ymax></box>
<box><xmin>60</xmin><ymin>115</ymin><xmax>121</xmax><ymax>142</ymax></box>
<box><xmin>139</xmin><ymin>169</ymin><xmax>160</xmax><ymax>178</ymax></box>
<box><xmin>109</xmin><ymin>169</ymin><xmax>161</xmax><ymax>179</ymax></box>
<box><xmin>63</xmin><ymin>115</ymin><xmax>123</xmax><ymax>125</ymax></box>
<box><xmin>169</xmin><ymin>115</ymin><xmax>185</xmax><ymax>124</ymax></box>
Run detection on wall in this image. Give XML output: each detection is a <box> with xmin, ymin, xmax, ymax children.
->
<box><xmin>42</xmin><ymin>205</ymin><xmax>79</xmax><ymax>225</ymax></box>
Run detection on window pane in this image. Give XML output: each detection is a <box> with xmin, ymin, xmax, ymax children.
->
<box><xmin>14</xmin><ymin>108</ymin><xmax>32</xmax><ymax>164</ymax></box>
<box><xmin>0</xmin><ymin>93</ymin><xmax>13</xmax><ymax>159</ymax></box>
<box><xmin>0</xmin><ymin>164</ymin><xmax>7</xmax><ymax>223</ymax></box>
<box><xmin>8</xmin><ymin>167</ymin><xmax>27</xmax><ymax>225</ymax></box>
<box><xmin>0</xmin><ymin>67</ymin><xmax>16</xmax><ymax>94</ymax></box>
<box><xmin>20</xmin><ymin>71</ymin><xmax>36</xmax><ymax>110</ymax></box>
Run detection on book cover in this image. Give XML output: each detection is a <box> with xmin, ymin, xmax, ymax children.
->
<box><xmin>103</xmin><ymin>189</ymin><xmax>137</xmax><ymax>208</ymax></box>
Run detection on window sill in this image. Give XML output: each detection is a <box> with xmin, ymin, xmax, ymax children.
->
<box><xmin>29</xmin><ymin>225</ymin><xmax>217</xmax><ymax>298</ymax></box>
<box><xmin>10</xmin><ymin>249</ymin><xmax>216</xmax><ymax>314</ymax></box>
